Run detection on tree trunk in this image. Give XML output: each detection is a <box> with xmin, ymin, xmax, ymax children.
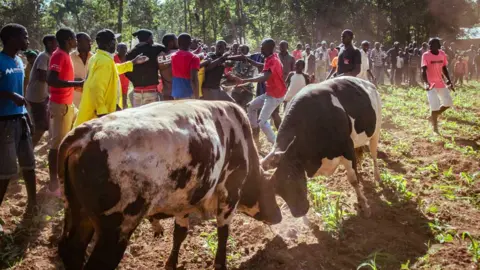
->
<box><xmin>117</xmin><ymin>0</ymin><xmax>124</xmax><ymax>42</ymax></box>
<box><xmin>184</xmin><ymin>0</ymin><xmax>188</xmax><ymax>32</ymax></box>
<box><xmin>202</xmin><ymin>1</ymin><xmax>206</xmax><ymax>42</ymax></box>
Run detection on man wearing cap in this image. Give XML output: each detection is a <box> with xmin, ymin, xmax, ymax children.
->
<box><xmin>74</xmin><ymin>29</ymin><xmax>148</xmax><ymax>127</ymax></box>
<box><xmin>125</xmin><ymin>29</ymin><xmax>166</xmax><ymax>107</ymax></box>
<box><xmin>70</xmin><ymin>32</ymin><xmax>92</xmax><ymax>107</ymax></box>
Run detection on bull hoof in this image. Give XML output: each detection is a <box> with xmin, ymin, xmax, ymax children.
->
<box><xmin>354</xmin><ymin>203</ymin><xmax>372</xmax><ymax>218</ymax></box>
<box><xmin>214</xmin><ymin>264</ymin><xmax>227</xmax><ymax>270</ymax></box>
<box><xmin>165</xmin><ymin>262</ymin><xmax>176</xmax><ymax>270</ymax></box>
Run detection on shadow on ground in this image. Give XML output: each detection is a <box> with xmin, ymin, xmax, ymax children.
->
<box><xmin>0</xmin><ymin>180</ymin><xmax>63</xmax><ymax>269</ymax></box>
<box><xmin>236</xmin><ymin>180</ymin><xmax>433</xmax><ymax>270</ymax></box>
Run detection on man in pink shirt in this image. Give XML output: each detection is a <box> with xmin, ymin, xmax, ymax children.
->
<box><xmin>421</xmin><ymin>37</ymin><xmax>454</xmax><ymax>133</ymax></box>
<box><xmin>292</xmin><ymin>43</ymin><xmax>303</xmax><ymax>61</ymax></box>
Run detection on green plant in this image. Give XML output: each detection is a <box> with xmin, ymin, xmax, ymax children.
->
<box><xmin>462</xmin><ymin>232</ymin><xmax>480</xmax><ymax>264</ymax></box>
<box><xmin>357</xmin><ymin>252</ymin><xmax>380</xmax><ymax>270</ymax></box>
<box><xmin>442</xmin><ymin>167</ymin><xmax>455</xmax><ymax>181</ymax></box>
<box><xmin>428</xmin><ymin>219</ymin><xmax>457</xmax><ymax>244</ymax></box>
<box><xmin>199</xmin><ymin>230</ymin><xmax>240</xmax><ymax>262</ymax></box>
<box><xmin>460</xmin><ymin>171</ymin><xmax>479</xmax><ymax>186</ymax></box>
<box><xmin>380</xmin><ymin>172</ymin><xmax>416</xmax><ymax>201</ymax></box>
<box><xmin>307</xmin><ymin>180</ymin><xmax>350</xmax><ymax>232</ymax></box>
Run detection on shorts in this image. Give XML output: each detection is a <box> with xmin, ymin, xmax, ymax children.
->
<box><xmin>49</xmin><ymin>101</ymin><xmax>76</xmax><ymax>150</ymax></box>
<box><xmin>27</xmin><ymin>98</ymin><xmax>49</xmax><ymax>131</ymax></box>
<box><xmin>427</xmin><ymin>88</ymin><xmax>453</xmax><ymax>111</ymax></box>
<box><xmin>133</xmin><ymin>92</ymin><xmax>159</xmax><ymax>107</ymax></box>
<box><xmin>0</xmin><ymin>116</ymin><xmax>35</xmax><ymax>179</ymax></box>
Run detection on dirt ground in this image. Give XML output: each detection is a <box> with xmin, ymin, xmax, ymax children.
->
<box><xmin>0</xmin><ymin>84</ymin><xmax>479</xmax><ymax>270</ymax></box>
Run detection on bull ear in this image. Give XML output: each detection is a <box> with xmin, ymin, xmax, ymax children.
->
<box><xmin>261</xmin><ymin>137</ymin><xmax>296</xmax><ymax>170</ymax></box>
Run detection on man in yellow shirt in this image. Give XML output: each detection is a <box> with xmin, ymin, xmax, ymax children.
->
<box><xmin>74</xmin><ymin>29</ymin><xmax>148</xmax><ymax>127</ymax></box>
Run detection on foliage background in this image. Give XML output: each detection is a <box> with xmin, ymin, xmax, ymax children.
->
<box><xmin>1</xmin><ymin>0</ymin><xmax>479</xmax><ymax>50</ymax></box>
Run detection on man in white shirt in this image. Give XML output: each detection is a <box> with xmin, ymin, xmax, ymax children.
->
<box><xmin>70</xmin><ymin>32</ymin><xmax>92</xmax><ymax>107</ymax></box>
<box><xmin>370</xmin><ymin>42</ymin><xmax>386</xmax><ymax>84</ymax></box>
<box><xmin>315</xmin><ymin>41</ymin><xmax>328</xmax><ymax>82</ymax></box>
<box><xmin>358</xmin><ymin>40</ymin><xmax>375</xmax><ymax>83</ymax></box>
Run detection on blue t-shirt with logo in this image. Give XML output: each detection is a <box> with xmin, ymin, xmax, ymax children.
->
<box><xmin>0</xmin><ymin>52</ymin><xmax>26</xmax><ymax>116</ymax></box>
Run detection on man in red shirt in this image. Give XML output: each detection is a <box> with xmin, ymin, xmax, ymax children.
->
<box><xmin>171</xmin><ymin>33</ymin><xmax>200</xmax><ymax>99</ymax></box>
<box><xmin>114</xmin><ymin>42</ymin><xmax>130</xmax><ymax>108</ymax></box>
<box><xmin>235</xmin><ymin>39</ymin><xmax>287</xmax><ymax>144</ymax></box>
<box><xmin>46</xmin><ymin>28</ymin><xmax>83</xmax><ymax>196</ymax></box>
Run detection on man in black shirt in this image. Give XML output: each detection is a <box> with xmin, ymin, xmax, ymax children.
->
<box><xmin>126</xmin><ymin>29</ymin><xmax>166</xmax><ymax>106</ymax></box>
<box><xmin>336</xmin><ymin>29</ymin><xmax>361</xmax><ymax>77</ymax></box>
<box><xmin>202</xmin><ymin>40</ymin><xmax>234</xmax><ymax>102</ymax></box>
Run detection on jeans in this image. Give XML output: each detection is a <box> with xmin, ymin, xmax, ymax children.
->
<box><xmin>247</xmin><ymin>94</ymin><xmax>284</xmax><ymax>144</ymax></box>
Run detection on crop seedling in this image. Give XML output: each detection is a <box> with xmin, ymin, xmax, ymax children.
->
<box><xmin>428</xmin><ymin>219</ymin><xmax>457</xmax><ymax>244</ymax></box>
<box><xmin>380</xmin><ymin>172</ymin><xmax>415</xmax><ymax>202</ymax></box>
<box><xmin>307</xmin><ymin>178</ymin><xmax>350</xmax><ymax>233</ymax></box>
<box><xmin>357</xmin><ymin>252</ymin><xmax>398</xmax><ymax>270</ymax></box>
<box><xmin>462</xmin><ymin>232</ymin><xmax>480</xmax><ymax>264</ymax></box>
<box><xmin>199</xmin><ymin>230</ymin><xmax>240</xmax><ymax>262</ymax></box>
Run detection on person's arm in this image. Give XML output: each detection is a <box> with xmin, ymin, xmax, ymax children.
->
<box><xmin>116</xmin><ymin>54</ymin><xmax>149</xmax><ymax>74</ymax></box>
<box><xmin>47</xmin><ymin>55</ymin><xmax>83</xmax><ymax>88</ymax></box>
<box><xmin>303</xmin><ymin>73</ymin><xmax>311</xmax><ymax>85</ymax></box>
<box><xmin>290</xmin><ymin>58</ymin><xmax>295</xmax><ymax>73</ymax></box>
<box><xmin>190</xmin><ymin>69</ymin><xmax>199</xmax><ymax>98</ymax></box>
<box><xmin>0</xmin><ymin>91</ymin><xmax>26</xmax><ymax>106</ymax></box>
<box><xmin>47</xmin><ymin>70</ymin><xmax>83</xmax><ymax>88</ymax></box>
<box><xmin>246</xmin><ymin>57</ymin><xmax>264</xmax><ymax>68</ymax></box>
<box><xmin>37</xmin><ymin>55</ymin><xmax>48</xmax><ymax>82</ymax></box>
<box><xmin>326</xmin><ymin>68</ymin><xmax>336</xmax><ymax>80</ymax></box>
<box><xmin>241</xmin><ymin>70</ymin><xmax>271</xmax><ymax>83</ymax></box>
<box><xmin>205</xmin><ymin>54</ymin><xmax>229</xmax><ymax>71</ymax></box>
<box><xmin>285</xmin><ymin>72</ymin><xmax>294</xmax><ymax>88</ymax></box>
<box><xmin>442</xmin><ymin>65</ymin><xmax>454</xmax><ymax>91</ymax></box>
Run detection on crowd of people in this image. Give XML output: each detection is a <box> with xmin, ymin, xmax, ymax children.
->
<box><xmin>0</xmin><ymin>22</ymin><xmax>461</xmax><ymax>232</ymax></box>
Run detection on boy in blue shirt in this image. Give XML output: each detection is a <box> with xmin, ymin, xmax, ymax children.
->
<box><xmin>0</xmin><ymin>23</ymin><xmax>37</xmax><ymax>232</ymax></box>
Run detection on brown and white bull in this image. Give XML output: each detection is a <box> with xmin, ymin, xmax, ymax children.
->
<box><xmin>57</xmin><ymin>101</ymin><xmax>281</xmax><ymax>270</ymax></box>
<box><xmin>262</xmin><ymin>77</ymin><xmax>382</xmax><ymax>218</ymax></box>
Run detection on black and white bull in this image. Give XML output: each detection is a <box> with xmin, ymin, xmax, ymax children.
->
<box><xmin>262</xmin><ymin>77</ymin><xmax>382</xmax><ymax>218</ymax></box>
<box><xmin>57</xmin><ymin>101</ymin><xmax>282</xmax><ymax>270</ymax></box>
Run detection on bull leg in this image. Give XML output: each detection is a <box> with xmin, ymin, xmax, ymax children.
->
<box><xmin>215</xmin><ymin>224</ymin><xmax>229</xmax><ymax>270</ymax></box>
<box><xmin>166</xmin><ymin>216</ymin><xmax>189</xmax><ymax>270</ymax></box>
<box><xmin>84</xmin><ymin>214</ymin><xmax>142</xmax><ymax>270</ymax></box>
<box><xmin>341</xmin><ymin>157</ymin><xmax>371</xmax><ymax>218</ymax></box>
<box><xmin>369</xmin><ymin>131</ymin><xmax>381</xmax><ymax>182</ymax></box>
<box><xmin>59</xmin><ymin>177</ymin><xmax>94</xmax><ymax>270</ymax></box>
<box><xmin>215</xmin><ymin>199</ymin><xmax>238</xmax><ymax>270</ymax></box>
<box><xmin>58</xmin><ymin>207</ymin><xmax>94</xmax><ymax>270</ymax></box>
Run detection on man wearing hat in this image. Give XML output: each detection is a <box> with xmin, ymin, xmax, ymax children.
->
<box><xmin>125</xmin><ymin>29</ymin><xmax>166</xmax><ymax>107</ymax></box>
<box><xmin>74</xmin><ymin>29</ymin><xmax>148</xmax><ymax>127</ymax></box>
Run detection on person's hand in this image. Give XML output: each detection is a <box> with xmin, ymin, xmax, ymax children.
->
<box><xmin>424</xmin><ymin>82</ymin><xmax>430</xmax><ymax>91</ymax></box>
<box><xmin>447</xmin><ymin>80</ymin><xmax>455</xmax><ymax>92</ymax></box>
<box><xmin>222</xmin><ymin>52</ymin><xmax>231</xmax><ymax>59</ymax></box>
<box><xmin>11</xmin><ymin>92</ymin><xmax>26</xmax><ymax>106</ymax></box>
<box><xmin>132</xmin><ymin>54</ymin><xmax>149</xmax><ymax>65</ymax></box>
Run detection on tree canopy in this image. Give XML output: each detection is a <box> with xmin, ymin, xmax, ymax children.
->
<box><xmin>1</xmin><ymin>0</ymin><xmax>479</xmax><ymax>50</ymax></box>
